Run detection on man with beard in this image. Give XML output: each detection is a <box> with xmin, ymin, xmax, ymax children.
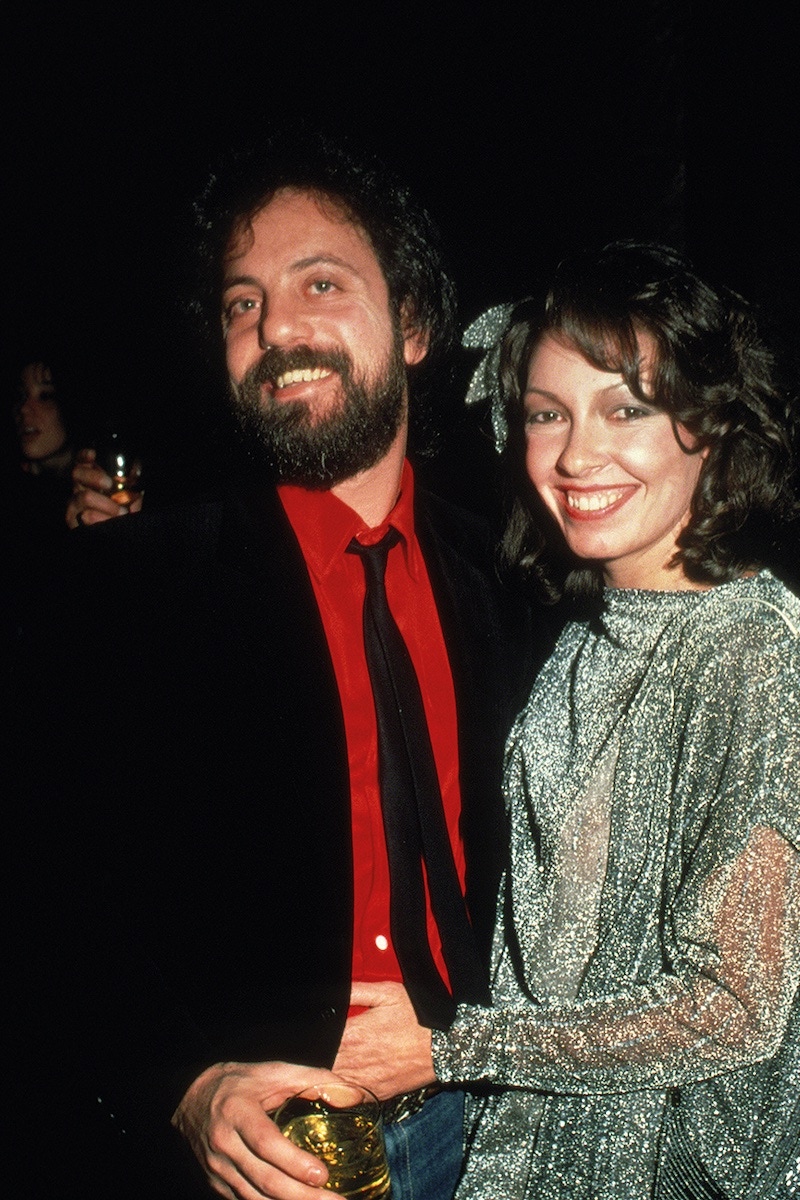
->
<box><xmin>11</xmin><ymin>134</ymin><xmax>533</xmax><ymax>1200</ymax></box>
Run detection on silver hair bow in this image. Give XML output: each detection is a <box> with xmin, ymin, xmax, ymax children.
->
<box><xmin>462</xmin><ymin>303</ymin><xmax>515</xmax><ymax>452</ymax></box>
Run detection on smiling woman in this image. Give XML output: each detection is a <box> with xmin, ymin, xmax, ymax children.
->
<box><xmin>434</xmin><ymin>243</ymin><xmax>800</xmax><ymax>1199</ymax></box>
<box><xmin>497</xmin><ymin>242</ymin><xmax>797</xmax><ymax>605</ymax></box>
<box><xmin>335</xmin><ymin>242</ymin><xmax>800</xmax><ymax>1200</ymax></box>
<box><xmin>522</xmin><ymin>331</ymin><xmax>708</xmax><ymax>589</ymax></box>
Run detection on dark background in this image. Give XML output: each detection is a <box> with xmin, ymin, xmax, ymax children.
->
<box><xmin>5</xmin><ymin>1</ymin><xmax>798</xmax><ymax>496</ymax></box>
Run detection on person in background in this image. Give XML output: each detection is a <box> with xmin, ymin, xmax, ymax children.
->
<box><xmin>3</xmin><ymin>354</ymin><xmax>80</xmax><ymax>634</ymax></box>
<box><xmin>334</xmin><ymin>242</ymin><xmax>800</xmax><ymax>1200</ymax></box>
<box><xmin>15</xmin><ymin>360</ymin><xmax>72</xmax><ymax>470</ymax></box>
<box><xmin>8</xmin><ymin>357</ymin><xmax>74</xmax><ymax>523</ymax></box>
<box><xmin>10</xmin><ymin>131</ymin><xmax>536</xmax><ymax>1200</ymax></box>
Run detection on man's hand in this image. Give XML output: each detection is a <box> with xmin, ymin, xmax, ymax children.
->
<box><xmin>334</xmin><ymin>982</ymin><xmax>435</xmax><ymax>1100</ymax></box>
<box><xmin>66</xmin><ymin>448</ymin><xmax>143</xmax><ymax>529</ymax></box>
<box><xmin>172</xmin><ymin>1061</ymin><xmax>339</xmax><ymax>1199</ymax></box>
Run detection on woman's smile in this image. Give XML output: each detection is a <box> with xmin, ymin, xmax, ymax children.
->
<box><xmin>557</xmin><ymin>484</ymin><xmax>638</xmax><ymax>519</ymax></box>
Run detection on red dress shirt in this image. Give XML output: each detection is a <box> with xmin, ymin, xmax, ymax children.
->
<box><xmin>278</xmin><ymin>461</ymin><xmax>465</xmax><ymax>998</ymax></box>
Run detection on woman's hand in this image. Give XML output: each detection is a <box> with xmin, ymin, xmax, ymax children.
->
<box><xmin>333</xmin><ymin>982</ymin><xmax>435</xmax><ymax>1100</ymax></box>
<box><xmin>66</xmin><ymin>448</ymin><xmax>143</xmax><ymax>528</ymax></box>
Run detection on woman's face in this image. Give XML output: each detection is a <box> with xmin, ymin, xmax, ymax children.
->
<box><xmin>523</xmin><ymin>333</ymin><xmax>708</xmax><ymax>590</ymax></box>
<box><xmin>15</xmin><ymin>362</ymin><xmax>67</xmax><ymax>461</ymax></box>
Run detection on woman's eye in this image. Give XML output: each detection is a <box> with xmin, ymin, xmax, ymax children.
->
<box><xmin>526</xmin><ymin>409</ymin><xmax>562</xmax><ymax>425</ymax></box>
<box><xmin>310</xmin><ymin>279</ymin><xmax>335</xmax><ymax>295</ymax></box>
<box><xmin>613</xmin><ymin>405</ymin><xmax>652</xmax><ymax>421</ymax></box>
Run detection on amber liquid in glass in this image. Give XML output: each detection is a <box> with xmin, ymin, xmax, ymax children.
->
<box><xmin>279</xmin><ymin>1096</ymin><xmax>391</xmax><ymax>1198</ymax></box>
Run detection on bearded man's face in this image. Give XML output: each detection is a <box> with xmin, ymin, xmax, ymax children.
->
<box><xmin>222</xmin><ymin>188</ymin><xmax>419</xmax><ymax>486</ymax></box>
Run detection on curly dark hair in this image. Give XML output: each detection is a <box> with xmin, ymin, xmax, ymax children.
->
<box><xmin>188</xmin><ymin>128</ymin><xmax>457</xmax><ymax>448</ymax></box>
<box><xmin>499</xmin><ymin>241</ymin><xmax>798</xmax><ymax>603</ymax></box>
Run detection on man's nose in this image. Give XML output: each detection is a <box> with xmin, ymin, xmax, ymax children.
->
<box><xmin>258</xmin><ymin>295</ymin><xmax>314</xmax><ymax>350</ymax></box>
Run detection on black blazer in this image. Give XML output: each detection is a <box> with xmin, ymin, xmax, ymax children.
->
<box><xmin>10</xmin><ymin>474</ymin><xmax>535</xmax><ymax>1196</ymax></box>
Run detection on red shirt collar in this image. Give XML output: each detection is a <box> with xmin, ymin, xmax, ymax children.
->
<box><xmin>278</xmin><ymin>458</ymin><xmax>420</xmax><ymax>581</ymax></box>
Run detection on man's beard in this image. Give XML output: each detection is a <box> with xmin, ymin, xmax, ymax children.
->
<box><xmin>228</xmin><ymin>332</ymin><xmax>407</xmax><ymax>489</ymax></box>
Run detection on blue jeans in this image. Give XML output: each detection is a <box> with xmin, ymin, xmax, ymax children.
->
<box><xmin>383</xmin><ymin>1088</ymin><xmax>464</xmax><ymax>1200</ymax></box>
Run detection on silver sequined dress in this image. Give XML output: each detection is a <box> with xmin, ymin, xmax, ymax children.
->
<box><xmin>433</xmin><ymin>570</ymin><xmax>800</xmax><ymax>1199</ymax></box>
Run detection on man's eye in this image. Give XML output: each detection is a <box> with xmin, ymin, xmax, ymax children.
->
<box><xmin>227</xmin><ymin>297</ymin><xmax>258</xmax><ymax>314</ymax></box>
<box><xmin>310</xmin><ymin>279</ymin><xmax>335</xmax><ymax>294</ymax></box>
<box><xmin>223</xmin><ymin>297</ymin><xmax>259</xmax><ymax>324</ymax></box>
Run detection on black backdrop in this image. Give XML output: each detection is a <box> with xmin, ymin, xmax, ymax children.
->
<box><xmin>5</xmin><ymin>1</ymin><xmax>798</xmax><ymax>496</ymax></box>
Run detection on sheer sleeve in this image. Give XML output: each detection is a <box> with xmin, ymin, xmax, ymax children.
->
<box><xmin>434</xmin><ymin>825</ymin><xmax>799</xmax><ymax>1092</ymax></box>
<box><xmin>434</xmin><ymin>591</ymin><xmax>800</xmax><ymax>1095</ymax></box>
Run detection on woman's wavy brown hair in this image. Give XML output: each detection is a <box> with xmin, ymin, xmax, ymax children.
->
<box><xmin>499</xmin><ymin>242</ymin><xmax>798</xmax><ymax>604</ymax></box>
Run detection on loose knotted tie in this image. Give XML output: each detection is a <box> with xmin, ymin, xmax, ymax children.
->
<box><xmin>347</xmin><ymin>528</ymin><xmax>489</xmax><ymax>1029</ymax></box>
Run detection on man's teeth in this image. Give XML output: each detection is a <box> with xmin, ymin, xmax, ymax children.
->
<box><xmin>274</xmin><ymin>367</ymin><xmax>332</xmax><ymax>390</ymax></box>
<box><xmin>566</xmin><ymin>489</ymin><xmax>626</xmax><ymax>513</ymax></box>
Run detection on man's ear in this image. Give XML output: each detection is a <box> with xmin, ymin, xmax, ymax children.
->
<box><xmin>400</xmin><ymin>304</ymin><xmax>429</xmax><ymax>367</ymax></box>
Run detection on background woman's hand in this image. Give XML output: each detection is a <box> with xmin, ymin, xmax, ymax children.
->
<box><xmin>66</xmin><ymin>448</ymin><xmax>143</xmax><ymax>528</ymax></box>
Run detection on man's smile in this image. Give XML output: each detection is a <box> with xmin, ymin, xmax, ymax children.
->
<box><xmin>258</xmin><ymin>365</ymin><xmax>337</xmax><ymax>402</ymax></box>
<box><xmin>275</xmin><ymin>366</ymin><xmax>333</xmax><ymax>391</ymax></box>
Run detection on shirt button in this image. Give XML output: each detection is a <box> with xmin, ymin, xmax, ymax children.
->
<box><xmin>375</xmin><ymin>935</ymin><xmax>389</xmax><ymax>951</ymax></box>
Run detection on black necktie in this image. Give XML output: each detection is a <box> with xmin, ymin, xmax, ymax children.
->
<box><xmin>348</xmin><ymin>528</ymin><xmax>490</xmax><ymax>1029</ymax></box>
